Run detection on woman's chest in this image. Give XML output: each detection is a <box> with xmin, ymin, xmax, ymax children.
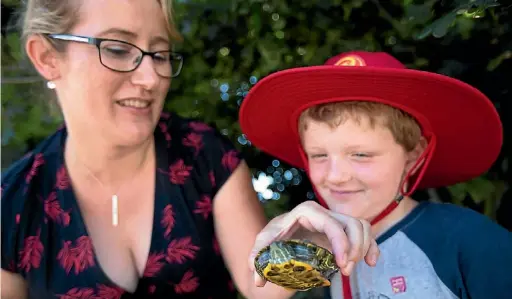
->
<box><xmin>24</xmin><ymin>173</ymin><xmax>232</xmax><ymax>298</ymax></box>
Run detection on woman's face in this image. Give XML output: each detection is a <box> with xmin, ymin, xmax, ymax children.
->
<box><xmin>51</xmin><ymin>0</ymin><xmax>172</xmax><ymax>147</ymax></box>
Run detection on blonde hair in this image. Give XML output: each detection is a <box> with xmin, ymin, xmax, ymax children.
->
<box><xmin>20</xmin><ymin>0</ymin><xmax>182</xmax><ymax>50</ymax></box>
<box><xmin>298</xmin><ymin>101</ymin><xmax>422</xmax><ymax>152</ymax></box>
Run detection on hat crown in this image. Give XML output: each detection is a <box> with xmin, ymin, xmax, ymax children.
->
<box><xmin>324</xmin><ymin>51</ymin><xmax>406</xmax><ymax>69</ymax></box>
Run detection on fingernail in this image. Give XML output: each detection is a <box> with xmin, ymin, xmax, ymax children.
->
<box><xmin>344</xmin><ymin>261</ymin><xmax>355</xmax><ymax>275</ymax></box>
<box><xmin>371</xmin><ymin>254</ymin><xmax>378</xmax><ymax>266</ymax></box>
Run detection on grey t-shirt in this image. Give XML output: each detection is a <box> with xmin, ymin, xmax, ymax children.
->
<box><xmin>325</xmin><ymin>201</ymin><xmax>512</xmax><ymax>299</ymax></box>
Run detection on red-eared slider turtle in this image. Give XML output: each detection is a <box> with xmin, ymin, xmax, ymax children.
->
<box><xmin>254</xmin><ymin>239</ymin><xmax>340</xmax><ymax>291</ymax></box>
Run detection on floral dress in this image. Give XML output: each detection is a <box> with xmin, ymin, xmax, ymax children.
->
<box><xmin>1</xmin><ymin>112</ymin><xmax>243</xmax><ymax>299</ymax></box>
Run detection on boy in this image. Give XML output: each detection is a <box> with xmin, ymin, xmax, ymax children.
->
<box><xmin>239</xmin><ymin>51</ymin><xmax>512</xmax><ymax>299</ymax></box>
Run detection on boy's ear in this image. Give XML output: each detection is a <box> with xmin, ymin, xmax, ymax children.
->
<box><xmin>405</xmin><ymin>136</ymin><xmax>428</xmax><ymax>175</ymax></box>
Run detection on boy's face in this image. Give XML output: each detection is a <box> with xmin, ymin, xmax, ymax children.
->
<box><xmin>301</xmin><ymin>115</ymin><xmax>416</xmax><ymax>220</ymax></box>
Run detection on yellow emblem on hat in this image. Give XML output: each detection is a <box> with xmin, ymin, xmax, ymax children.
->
<box><xmin>334</xmin><ymin>55</ymin><xmax>366</xmax><ymax>67</ymax></box>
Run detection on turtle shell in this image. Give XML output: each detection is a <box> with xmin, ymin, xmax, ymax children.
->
<box><xmin>254</xmin><ymin>239</ymin><xmax>339</xmax><ymax>291</ymax></box>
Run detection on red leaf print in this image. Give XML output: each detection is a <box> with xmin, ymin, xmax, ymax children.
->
<box><xmin>56</xmin><ymin>287</ymin><xmax>95</xmax><ymax>299</ymax></box>
<box><xmin>143</xmin><ymin>252</ymin><xmax>166</xmax><ymax>277</ymax></box>
<box><xmin>148</xmin><ymin>285</ymin><xmax>156</xmax><ymax>294</ymax></box>
<box><xmin>182</xmin><ymin>133</ymin><xmax>204</xmax><ymax>156</ymax></box>
<box><xmin>41</xmin><ymin>192</ymin><xmax>71</xmax><ymax>226</ymax></box>
<box><xmin>158</xmin><ymin>122</ymin><xmax>172</xmax><ymax>147</ymax></box>
<box><xmin>169</xmin><ymin>159</ymin><xmax>192</xmax><ymax>184</ymax></box>
<box><xmin>25</xmin><ymin>153</ymin><xmax>44</xmax><ymax>184</ymax></box>
<box><xmin>15</xmin><ymin>214</ymin><xmax>20</xmax><ymax>224</ymax></box>
<box><xmin>18</xmin><ymin>229</ymin><xmax>44</xmax><ymax>272</ymax></box>
<box><xmin>96</xmin><ymin>284</ymin><xmax>124</xmax><ymax>299</ymax></box>
<box><xmin>193</xmin><ymin>195</ymin><xmax>212</xmax><ymax>220</ymax></box>
<box><xmin>221</xmin><ymin>150</ymin><xmax>240</xmax><ymax>172</ymax></box>
<box><xmin>209</xmin><ymin>171</ymin><xmax>216</xmax><ymax>188</ymax></box>
<box><xmin>56</xmin><ymin>165</ymin><xmax>70</xmax><ymax>190</ymax></box>
<box><xmin>57</xmin><ymin>241</ymin><xmax>74</xmax><ymax>274</ymax></box>
<box><xmin>161</xmin><ymin>204</ymin><xmax>175</xmax><ymax>239</ymax></box>
<box><xmin>160</xmin><ymin>111</ymin><xmax>171</xmax><ymax>119</ymax></box>
<box><xmin>213</xmin><ymin>238</ymin><xmax>220</xmax><ymax>256</ymax></box>
<box><xmin>57</xmin><ymin>236</ymin><xmax>95</xmax><ymax>275</ymax></box>
<box><xmin>166</xmin><ymin>237</ymin><xmax>199</xmax><ymax>264</ymax></box>
<box><xmin>74</xmin><ymin>237</ymin><xmax>95</xmax><ymax>274</ymax></box>
<box><xmin>173</xmin><ymin>270</ymin><xmax>199</xmax><ymax>294</ymax></box>
<box><xmin>189</xmin><ymin>121</ymin><xmax>212</xmax><ymax>132</ymax></box>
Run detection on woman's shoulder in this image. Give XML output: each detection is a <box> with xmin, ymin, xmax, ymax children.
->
<box><xmin>1</xmin><ymin>127</ymin><xmax>64</xmax><ymax>221</ymax></box>
<box><xmin>160</xmin><ymin>111</ymin><xmax>234</xmax><ymax>143</ymax></box>
<box><xmin>156</xmin><ymin>111</ymin><xmax>244</xmax><ymax>193</ymax></box>
<box><xmin>158</xmin><ymin>111</ymin><xmax>243</xmax><ymax>163</ymax></box>
<box><xmin>1</xmin><ymin>128</ymin><xmax>64</xmax><ymax>272</ymax></box>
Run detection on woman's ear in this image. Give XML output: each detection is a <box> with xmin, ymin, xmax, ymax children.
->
<box><xmin>405</xmin><ymin>136</ymin><xmax>428</xmax><ymax>176</ymax></box>
<box><xmin>25</xmin><ymin>35</ymin><xmax>61</xmax><ymax>82</ymax></box>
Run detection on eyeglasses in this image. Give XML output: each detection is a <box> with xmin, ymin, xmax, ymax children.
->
<box><xmin>47</xmin><ymin>34</ymin><xmax>183</xmax><ymax>78</ymax></box>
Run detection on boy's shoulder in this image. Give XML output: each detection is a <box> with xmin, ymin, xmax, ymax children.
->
<box><xmin>401</xmin><ymin>201</ymin><xmax>511</xmax><ymax>256</ymax></box>
<box><xmin>415</xmin><ymin>201</ymin><xmax>504</xmax><ymax>233</ymax></box>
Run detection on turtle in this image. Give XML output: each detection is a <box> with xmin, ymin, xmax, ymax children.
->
<box><xmin>253</xmin><ymin>239</ymin><xmax>340</xmax><ymax>291</ymax></box>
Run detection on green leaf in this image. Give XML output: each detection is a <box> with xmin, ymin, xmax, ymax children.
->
<box><xmin>487</xmin><ymin>51</ymin><xmax>512</xmax><ymax>71</ymax></box>
<box><xmin>405</xmin><ymin>3</ymin><xmax>434</xmax><ymax>25</ymax></box>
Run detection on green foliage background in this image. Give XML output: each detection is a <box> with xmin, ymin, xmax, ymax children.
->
<box><xmin>1</xmin><ymin>0</ymin><xmax>510</xmax><ymax>297</ymax></box>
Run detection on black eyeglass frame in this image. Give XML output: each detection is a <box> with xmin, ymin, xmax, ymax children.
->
<box><xmin>46</xmin><ymin>34</ymin><xmax>184</xmax><ymax>78</ymax></box>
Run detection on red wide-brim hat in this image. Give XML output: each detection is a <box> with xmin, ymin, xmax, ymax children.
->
<box><xmin>239</xmin><ymin>51</ymin><xmax>503</xmax><ymax>189</ymax></box>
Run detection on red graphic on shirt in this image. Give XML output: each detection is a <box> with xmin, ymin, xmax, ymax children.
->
<box><xmin>161</xmin><ymin>204</ymin><xmax>176</xmax><ymax>239</ymax></box>
<box><xmin>56</xmin><ymin>287</ymin><xmax>96</xmax><ymax>299</ymax></box>
<box><xmin>173</xmin><ymin>270</ymin><xmax>199</xmax><ymax>294</ymax></box>
<box><xmin>18</xmin><ymin>229</ymin><xmax>44</xmax><ymax>272</ymax></box>
<box><xmin>57</xmin><ymin>236</ymin><xmax>95</xmax><ymax>275</ymax></box>
<box><xmin>159</xmin><ymin>159</ymin><xmax>193</xmax><ymax>184</ymax></box>
<box><xmin>182</xmin><ymin>132</ymin><xmax>204</xmax><ymax>156</ymax></box>
<box><xmin>221</xmin><ymin>150</ymin><xmax>239</xmax><ymax>171</ymax></box>
<box><xmin>390</xmin><ymin>276</ymin><xmax>407</xmax><ymax>293</ymax></box>
<box><xmin>193</xmin><ymin>195</ymin><xmax>212</xmax><ymax>219</ymax></box>
<box><xmin>189</xmin><ymin>122</ymin><xmax>212</xmax><ymax>132</ymax></box>
<box><xmin>96</xmin><ymin>284</ymin><xmax>124</xmax><ymax>299</ymax></box>
<box><xmin>148</xmin><ymin>285</ymin><xmax>156</xmax><ymax>294</ymax></box>
<box><xmin>143</xmin><ymin>252</ymin><xmax>166</xmax><ymax>277</ymax></box>
<box><xmin>158</xmin><ymin>122</ymin><xmax>172</xmax><ymax>147</ymax></box>
<box><xmin>209</xmin><ymin>171</ymin><xmax>216</xmax><ymax>188</ymax></box>
<box><xmin>25</xmin><ymin>153</ymin><xmax>45</xmax><ymax>185</ymax></box>
<box><xmin>166</xmin><ymin>237</ymin><xmax>200</xmax><ymax>264</ymax></box>
<box><xmin>57</xmin><ymin>285</ymin><xmax>123</xmax><ymax>299</ymax></box>
<box><xmin>41</xmin><ymin>192</ymin><xmax>71</xmax><ymax>226</ymax></box>
<box><xmin>213</xmin><ymin>237</ymin><xmax>220</xmax><ymax>255</ymax></box>
<box><xmin>55</xmin><ymin>165</ymin><xmax>70</xmax><ymax>190</ymax></box>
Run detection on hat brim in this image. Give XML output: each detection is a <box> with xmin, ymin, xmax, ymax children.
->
<box><xmin>239</xmin><ymin>66</ymin><xmax>503</xmax><ymax>189</ymax></box>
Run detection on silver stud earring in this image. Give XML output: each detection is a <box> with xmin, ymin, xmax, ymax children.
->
<box><xmin>46</xmin><ymin>81</ymin><xmax>56</xmax><ymax>89</ymax></box>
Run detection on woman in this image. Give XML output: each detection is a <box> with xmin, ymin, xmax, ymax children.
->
<box><xmin>0</xmin><ymin>1</ymin><xmax>379</xmax><ymax>299</ymax></box>
<box><xmin>239</xmin><ymin>51</ymin><xmax>512</xmax><ymax>299</ymax></box>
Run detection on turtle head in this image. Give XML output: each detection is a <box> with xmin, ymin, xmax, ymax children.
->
<box><xmin>269</xmin><ymin>241</ymin><xmax>295</xmax><ymax>263</ymax></box>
